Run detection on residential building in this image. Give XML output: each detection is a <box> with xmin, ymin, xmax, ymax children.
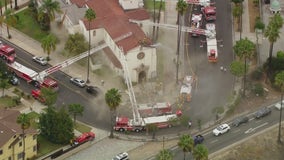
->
<box><xmin>0</xmin><ymin>109</ymin><xmax>38</xmax><ymax>160</ymax></box>
<box><xmin>59</xmin><ymin>0</ymin><xmax>157</xmax><ymax>83</ymax></box>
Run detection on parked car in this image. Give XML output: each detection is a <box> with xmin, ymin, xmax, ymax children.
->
<box><xmin>9</xmin><ymin>75</ymin><xmax>19</xmax><ymax>85</ymax></box>
<box><xmin>70</xmin><ymin>77</ymin><xmax>86</xmax><ymax>88</ymax></box>
<box><xmin>73</xmin><ymin>132</ymin><xmax>95</xmax><ymax>145</ymax></box>
<box><xmin>213</xmin><ymin>123</ymin><xmax>230</xmax><ymax>136</ymax></box>
<box><xmin>32</xmin><ymin>56</ymin><xmax>47</xmax><ymax>66</ymax></box>
<box><xmin>232</xmin><ymin>116</ymin><xmax>249</xmax><ymax>127</ymax></box>
<box><xmin>254</xmin><ymin>107</ymin><xmax>272</xmax><ymax>119</ymax></box>
<box><xmin>112</xmin><ymin>152</ymin><xmax>129</xmax><ymax>160</ymax></box>
<box><xmin>274</xmin><ymin>101</ymin><xmax>284</xmax><ymax>110</ymax></box>
<box><xmin>86</xmin><ymin>85</ymin><xmax>99</xmax><ymax>96</ymax></box>
<box><xmin>194</xmin><ymin>134</ymin><xmax>204</xmax><ymax>145</ymax></box>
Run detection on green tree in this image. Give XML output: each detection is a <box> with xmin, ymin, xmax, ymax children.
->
<box><xmin>146</xmin><ymin>123</ymin><xmax>158</xmax><ymax>139</ymax></box>
<box><xmin>275</xmin><ymin>71</ymin><xmax>284</xmax><ymax>143</ymax></box>
<box><xmin>84</xmin><ymin>8</ymin><xmax>96</xmax><ymax>83</ymax></box>
<box><xmin>0</xmin><ymin>78</ymin><xmax>8</xmax><ymax>96</ymax></box>
<box><xmin>178</xmin><ymin>134</ymin><xmax>194</xmax><ymax>160</ymax></box>
<box><xmin>14</xmin><ymin>0</ymin><xmax>19</xmax><ymax>10</ymax></box>
<box><xmin>4</xmin><ymin>9</ymin><xmax>17</xmax><ymax>39</ymax></box>
<box><xmin>40</xmin><ymin>87</ymin><xmax>57</xmax><ymax>106</ymax></box>
<box><xmin>41</xmin><ymin>34</ymin><xmax>57</xmax><ymax>60</ymax></box>
<box><xmin>156</xmin><ymin>149</ymin><xmax>173</xmax><ymax>160</ymax></box>
<box><xmin>192</xmin><ymin>144</ymin><xmax>209</xmax><ymax>160</ymax></box>
<box><xmin>38</xmin><ymin>0</ymin><xmax>62</xmax><ymax>30</ymax></box>
<box><xmin>39</xmin><ymin>107</ymin><xmax>74</xmax><ymax>144</ymax></box>
<box><xmin>232</xmin><ymin>5</ymin><xmax>242</xmax><ymax>31</ymax></box>
<box><xmin>0</xmin><ymin>1</ymin><xmax>3</xmax><ymax>16</ymax></box>
<box><xmin>64</xmin><ymin>33</ymin><xmax>88</xmax><ymax>56</ymax></box>
<box><xmin>264</xmin><ymin>13</ymin><xmax>283</xmax><ymax>68</ymax></box>
<box><xmin>231</xmin><ymin>0</ymin><xmax>244</xmax><ymax>4</ymax></box>
<box><xmin>230</xmin><ymin>61</ymin><xmax>246</xmax><ymax>77</ymax></box>
<box><xmin>105</xmin><ymin>88</ymin><xmax>122</xmax><ymax>138</ymax></box>
<box><xmin>16</xmin><ymin>113</ymin><xmax>31</xmax><ymax>160</ymax></box>
<box><xmin>175</xmin><ymin>0</ymin><xmax>187</xmax><ymax>84</ymax></box>
<box><xmin>255</xmin><ymin>17</ymin><xmax>265</xmax><ymax>31</ymax></box>
<box><xmin>0</xmin><ymin>60</ymin><xmax>8</xmax><ymax>78</ymax></box>
<box><xmin>233</xmin><ymin>37</ymin><xmax>255</xmax><ymax>96</ymax></box>
<box><xmin>68</xmin><ymin>103</ymin><xmax>84</xmax><ymax>124</ymax></box>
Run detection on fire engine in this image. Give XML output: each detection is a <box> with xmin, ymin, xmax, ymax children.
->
<box><xmin>0</xmin><ymin>43</ymin><xmax>16</xmax><ymax>63</ymax></box>
<box><xmin>201</xmin><ymin>6</ymin><xmax>216</xmax><ymax>21</ymax></box>
<box><xmin>113</xmin><ymin>54</ymin><xmax>180</xmax><ymax>133</ymax></box>
<box><xmin>6</xmin><ymin>61</ymin><xmax>58</xmax><ymax>90</ymax></box>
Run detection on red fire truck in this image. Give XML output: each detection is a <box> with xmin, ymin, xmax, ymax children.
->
<box><xmin>7</xmin><ymin>61</ymin><xmax>58</xmax><ymax>90</ymax></box>
<box><xmin>0</xmin><ymin>43</ymin><xmax>16</xmax><ymax>63</ymax></box>
<box><xmin>201</xmin><ymin>6</ymin><xmax>216</xmax><ymax>21</ymax></box>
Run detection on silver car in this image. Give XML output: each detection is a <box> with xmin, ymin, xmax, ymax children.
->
<box><xmin>70</xmin><ymin>77</ymin><xmax>86</xmax><ymax>88</ymax></box>
<box><xmin>33</xmin><ymin>56</ymin><xmax>47</xmax><ymax>65</ymax></box>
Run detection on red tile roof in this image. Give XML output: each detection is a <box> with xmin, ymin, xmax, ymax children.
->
<box><xmin>80</xmin><ymin>0</ymin><xmax>150</xmax><ymax>53</ymax></box>
<box><xmin>70</xmin><ymin>0</ymin><xmax>86</xmax><ymax>7</ymax></box>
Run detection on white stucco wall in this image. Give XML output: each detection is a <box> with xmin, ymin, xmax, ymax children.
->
<box><xmin>119</xmin><ymin>0</ymin><xmax>144</xmax><ymax>10</ymax></box>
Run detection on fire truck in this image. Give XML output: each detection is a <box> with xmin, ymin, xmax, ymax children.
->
<box><xmin>129</xmin><ymin>19</ymin><xmax>217</xmax><ymax>62</ymax></box>
<box><xmin>0</xmin><ymin>43</ymin><xmax>16</xmax><ymax>63</ymax></box>
<box><xmin>6</xmin><ymin>61</ymin><xmax>59</xmax><ymax>90</ymax></box>
<box><xmin>113</xmin><ymin>54</ymin><xmax>180</xmax><ymax>133</ymax></box>
<box><xmin>29</xmin><ymin>32</ymin><xmax>132</xmax><ymax>101</ymax></box>
<box><xmin>205</xmin><ymin>23</ymin><xmax>218</xmax><ymax>62</ymax></box>
<box><xmin>201</xmin><ymin>6</ymin><xmax>216</xmax><ymax>21</ymax></box>
<box><xmin>186</xmin><ymin>0</ymin><xmax>216</xmax><ymax>22</ymax></box>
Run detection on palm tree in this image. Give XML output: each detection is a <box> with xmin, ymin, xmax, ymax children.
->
<box><xmin>105</xmin><ymin>88</ymin><xmax>122</xmax><ymax>138</ymax></box>
<box><xmin>264</xmin><ymin>13</ymin><xmax>283</xmax><ymax>68</ymax></box>
<box><xmin>155</xmin><ymin>0</ymin><xmax>164</xmax><ymax>41</ymax></box>
<box><xmin>193</xmin><ymin>144</ymin><xmax>209</xmax><ymax>160</ymax></box>
<box><xmin>4</xmin><ymin>9</ymin><xmax>17</xmax><ymax>39</ymax></box>
<box><xmin>38</xmin><ymin>0</ymin><xmax>62</xmax><ymax>29</ymax></box>
<box><xmin>41</xmin><ymin>34</ymin><xmax>56</xmax><ymax>60</ymax></box>
<box><xmin>68</xmin><ymin>103</ymin><xmax>84</xmax><ymax>124</ymax></box>
<box><xmin>233</xmin><ymin>37</ymin><xmax>255</xmax><ymax>96</ymax></box>
<box><xmin>175</xmin><ymin>0</ymin><xmax>187</xmax><ymax>84</ymax></box>
<box><xmin>16</xmin><ymin>113</ymin><xmax>31</xmax><ymax>160</ymax></box>
<box><xmin>275</xmin><ymin>71</ymin><xmax>284</xmax><ymax>143</ymax></box>
<box><xmin>84</xmin><ymin>8</ymin><xmax>96</xmax><ymax>83</ymax></box>
<box><xmin>156</xmin><ymin>149</ymin><xmax>173</xmax><ymax>160</ymax></box>
<box><xmin>232</xmin><ymin>4</ymin><xmax>242</xmax><ymax>32</ymax></box>
<box><xmin>178</xmin><ymin>134</ymin><xmax>194</xmax><ymax>160</ymax></box>
<box><xmin>14</xmin><ymin>0</ymin><xmax>19</xmax><ymax>10</ymax></box>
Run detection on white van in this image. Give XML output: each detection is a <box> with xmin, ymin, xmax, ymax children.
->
<box><xmin>112</xmin><ymin>152</ymin><xmax>129</xmax><ymax>160</ymax></box>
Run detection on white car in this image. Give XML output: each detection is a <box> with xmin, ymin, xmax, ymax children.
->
<box><xmin>213</xmin><ymin>124</ymin><xmax>230</xmax><ymax>136</ymax></box>
<box><xmin>112</xmin><ymin>152</ymin><xmax>129</xmax><ymax>160</ymax></box>
<box><xmin>33</xmin><ymin>56</ymin><xmax>47</xmax><ymax>65</ymax></box>
<box><xmin>70</xmin><ymin>77</ymin><xmax>86</xmax><ymax>88</ymax></box>
<box><xmin>274</xmin><ymin>100</ymin><xmax>284</xmax><ymax>110</ymax></box>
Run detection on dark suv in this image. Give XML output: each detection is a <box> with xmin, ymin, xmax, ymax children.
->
<box><xmin>254</xmin><ymin>107</ymin><xmax>271</xmax><ymax>119</ymax></box>
<box><xmin>86</xmin><ymin>86</ymin><xmax>99</xmax><ymax>96</ymax></box>
<box><xmin>232</xmin><ymin>116</ymin><xmax>249</xmax><ymax>127</ymax></box>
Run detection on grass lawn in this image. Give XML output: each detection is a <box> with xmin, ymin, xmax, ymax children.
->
<box><xmin>0</xmin><ymin>95</ymin><xmax>17</xmax><ymax>108</ymax></box>
<box><xmin>75</xmin><ymin>122</ymin><xmax>92</xmax><ymax>133</ymax></box>
<box><xmin>144</xmin><ymin>0</ymin><xmax>165</xmax><ymax>11</ymax></box>
<box><xmin>37</xmin><ymin>135</ymin><xmax>64</xmax><ymax>158</ymax></box>
<box><xmin>14</xmin><ymin>9</ymin><xmax>49</xmax><ymax>42</ymax></box>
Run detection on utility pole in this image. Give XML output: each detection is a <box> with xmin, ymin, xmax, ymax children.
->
<box><xmin>278</xmin><ymin>93</ymin><xmax>283</xmax><ymax>143</ymax></box>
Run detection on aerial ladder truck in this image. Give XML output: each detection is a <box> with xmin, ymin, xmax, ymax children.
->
<box><xmin>31</xmin><ymin>32</ymin><xmax>133</xmax><ymax>102</ymax></box>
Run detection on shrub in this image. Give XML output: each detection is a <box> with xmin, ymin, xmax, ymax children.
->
<box><xmin>252</xmin><ymin>83</ymin><xmax>264</xmax><ymax>96</ymax></box>
<box><xmin>12</xmin><ymin>96</ymin><xmax>21</xmax><ymax>105</ymax></box>
<box><xmin>251</xmin><ymin>67</ymin><xmax>263</xmax><ymax>80</ymax></box>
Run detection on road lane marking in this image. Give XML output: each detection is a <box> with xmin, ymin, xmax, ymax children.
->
<box><xmin>244</xmin><ymin>122</ymin><xmax>268</xmax><ymax>134</ymax></box>
<box><xmin>170</xmin><ymin>146</ymin><xmax>179</xmax><ymax>151</ymax></box>
<box><xmin>210</xmin><ymin>139</ymin><xmax>218</xmax><ymax>144</ymax></box>
<box><xmin>249</xmin><ymin>117</ymin><xmax>255</xmax><ymax>121</ymax></box>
